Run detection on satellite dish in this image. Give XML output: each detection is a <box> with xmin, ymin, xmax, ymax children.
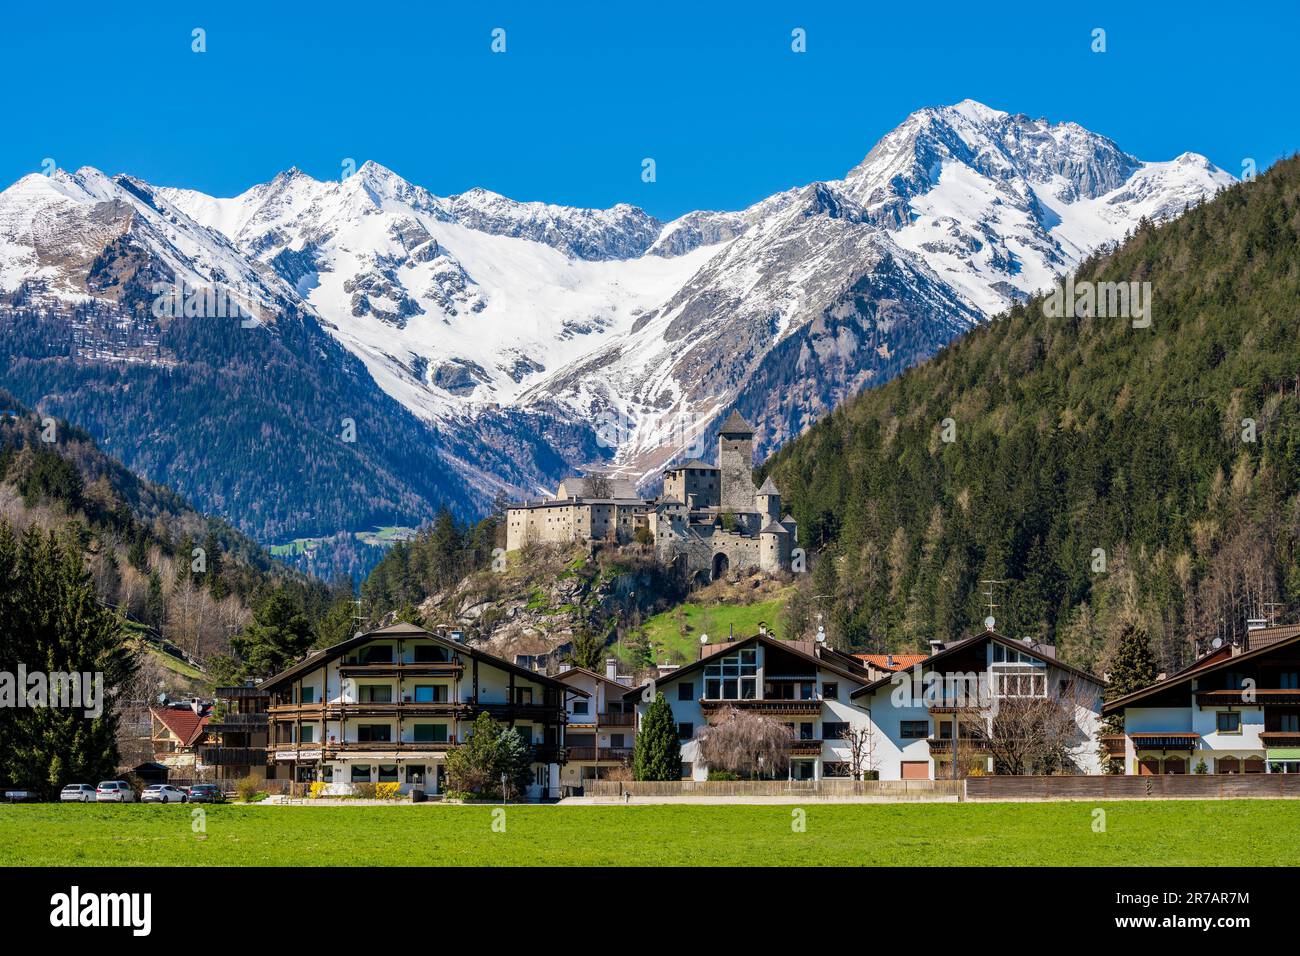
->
<box><xmin>1211</xmin><ymin>637</ymin><xmax>1224</xmax><ymax>650</ymax></box>
<box><xmin>984</xmin><ymin>616</ymin><xmax>996</xmax><ymax>631</ymax></box>
<box><xmin>699</xmin><ymin>634</ymin><xmax>709</xmax><ymax>645</ymax></box>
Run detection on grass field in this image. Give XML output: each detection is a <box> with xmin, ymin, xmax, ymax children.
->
<box><xmin>3</xmin><ymin>800</ymin><xmax>1297</xmax><ymax>866</ymax></box>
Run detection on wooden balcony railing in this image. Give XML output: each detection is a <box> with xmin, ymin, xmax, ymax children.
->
<box><xmin>206</xmin><ymin>713</ymin><xmax>268</xmax><ymax>732</ymax></box>
<box><xmin>926</xmin><ymin>737</ymin><xmax>994</xmax><ymax>752</ymax></box>
<box><xmin>565</xmin><ymin>747</ymin><xmax>633</xmax><ymax>762</ymax></box>
<box><xmin>598</xmin><ymin>711</ymin><xmax>636</xmax><ymax>726</ymax></box>
<box><xmin>338</xmin><ymin>660</ymin><xmax>463</xmax><ymax>677</ymax></box>
<box><xmin>700</xmin><ymin>699</ymin><xmax>822</xmax><ymax>715</ymax></box>
<box><xmin>1100</xmin><ymin>734</ymin><xmax>1126</xmax><ymax>755</ymax></box>
<box><xmin>787</xmin><ymin>739</ymin><xmax>823</xmax><ymax>755</ymax></box>
<box><xmin>1260</xmin><ymin>732</ymin><xmax>1300</xmax><ymax>747</ymax></box>
<box><xmin>197</xmin><ymin>746</ymin><xmax>267</xmax><ymax>766</ymax></box>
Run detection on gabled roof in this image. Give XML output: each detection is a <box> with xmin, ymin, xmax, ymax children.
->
<box><xmin>757</xmin><ymin>476</ymin><xmax>780</xmax><ymax>495</ymax></box>
<box><xmin>759</xmin><ymin>520</ymin><xmax>788</xmax><ymax>534</ymax></box>
<box><xmin>622</xmin><ymin>632</ymin><xmax>869</xmax><ymax>702</ymax></box>
<box><xmin>718</xmin><ymin>410</ymin><xmax>754</xmax><ymax>435</ymax></box>
<box><xmin>849</xmin><ymin>629</ymin><xmax>1103</xmax><ymax>699</ymax></box>
<box><xmin>1102</xmin><ymin>627</ymin><xmax>1300</xmax><ymax>715</ymax></box>
<box><xmin>258</xmin><ymin>623</ymin><xmax>581</xmax><ymax>693</ymax></box>
<box><xmin>150</xmin><ymin>707</ymin><xmax>209</xmax><ymax>747</ymax></box>
<box><xmin>555</xmin><ymin>665</ymin><xmax>630</xmax><ymax>693</ymax></box>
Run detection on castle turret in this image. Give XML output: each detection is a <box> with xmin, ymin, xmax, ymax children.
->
<box><xmin>756</xmin><ymin>475</ymin><xmax>781</xmax><ymax>522</ymax></box>
<box><xmin>759</xmin><ymin>518</ymin><xmax>791</xmax><ymax>573</ymax></box>
<box><xmin>718</xmin><ymin>410</ymin><xmax>757</xmax><ymax>513</ymax></box>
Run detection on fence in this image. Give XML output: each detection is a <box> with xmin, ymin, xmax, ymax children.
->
<box><xmin>584</xmin><ymin>779</ymin><xmax>963</xmax><ymax>798</ymax></box>
<box><xmin>964</xmin><ymin>773</ymin><xmax>1300</xmax><ymax>801</ymax></box>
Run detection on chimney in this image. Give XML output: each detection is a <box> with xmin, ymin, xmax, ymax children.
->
<box><xmin>605</xmin><ymin>658</ymin><xmax>619</xmax><ymax>680</ymax></box>
<box><xmin>886</xmin><ymin>653</ymin><xmax>895</xmax><ymax>668</ymax></box>
<box><xmin>449</xmin><ymin>630</ymin><xmax>464</xmax><ymax>643</ymax></box>
<box><xmin>928</xmin><ymin>640</ymin><xmax>944</xmax><ymax>655</ymax></box>
<box><xmin>758</xmin><ymin>622</ymin><xmax>767</xmax><ymax>637</ymax></box>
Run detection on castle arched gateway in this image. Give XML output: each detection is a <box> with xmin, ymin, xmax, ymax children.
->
<box><xmin>711</xmin><ymin>552</ymin><xmax>730</xmax><ymax>581</ymax></box>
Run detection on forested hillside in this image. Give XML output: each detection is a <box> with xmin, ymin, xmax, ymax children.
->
<box><xmin>766</xmin><ymin>156</ymin><xmax>1300</xmax><ymax>674</ymax></box>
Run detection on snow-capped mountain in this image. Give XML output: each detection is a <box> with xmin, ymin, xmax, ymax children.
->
<box><xmin>0</xmin><ymin>100</ymin><xmax>1235</xmax><ymax>517</ymax></box>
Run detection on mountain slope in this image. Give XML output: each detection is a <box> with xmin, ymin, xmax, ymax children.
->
<box><xmin>0</xmin><ymin>169</ymin><xmax>494</xmax><ymax>544</ymax></box>
<box><xmin>762</xmin><ymin>154</ymin><xmax>1300</xmax><ymax>673</ymax></box>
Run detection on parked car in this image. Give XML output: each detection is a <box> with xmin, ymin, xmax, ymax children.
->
<box><xmin>141</xmin><ymin>784</ymin><xmax>187</xmax><ymax>804</ymax></box>
<box><xmin>186</xmin><ymin>783</ymin><xmax>225</xmax><ymax>804</ymax></box>
<box><xmin>95</xmin><ymin>781</ymin><xmax>136</xmax><ymax>803</ymax></box>
<box><xmin>60</xmin><ymin>784</ymin><xmax>97</xmax><ymax>803</ymax></box>
<box><xmin>4</xmin><ymin>788</ymin><xmax>37</xmax><ymax>803</ymax></box>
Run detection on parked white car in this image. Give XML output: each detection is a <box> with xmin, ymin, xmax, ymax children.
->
<box><xmin>95</xmin><ymin>781</ymin><xmax>136</xmax><ymax>803</ymax></box>
<box><xmin>141</xmin><ymin>784</ymin><xmax>187</xmax><ymax>804</ymax></box>
<box><xmin>60</xmin><ymin>784</ymin><xmax>97</xmax><ymax>802</ymax></box>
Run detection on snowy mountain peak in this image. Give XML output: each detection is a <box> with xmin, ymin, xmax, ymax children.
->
<box><xmin>0</xmin><ymin>102</ymin><xmax>1237</xmax><ymax>496</ymax></box>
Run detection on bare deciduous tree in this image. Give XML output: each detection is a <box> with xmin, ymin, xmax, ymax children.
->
<box><xmin>696</xmin><ymin>706</ymin><xmax>792</xmax><ymax>779</ymax></box>
<box><xmin>838</xmin><ymin>722</ymin><xmax>876</xmax><ymax>780</ymax></box>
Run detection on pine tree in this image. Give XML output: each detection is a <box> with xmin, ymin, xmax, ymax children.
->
<box><xmin>0</xmin><ymin>522</ymin><xmax>134</xmax><ymax>797</ymax></box>
<box><xmin>1097</xmin><ymin>618</ymin><xmax>1160</xmax><ymax>772</ymax></box>
<box><xmin>633</xmin><ymin>692</ymin><xmax>681</xmax><ymax>781</ymax></box>
<box><xmin>231</xmin><ymin>586</ymin><xmax>313</xmax><ymax>677</ymax></box>
<box><xmin>202</xmin><ymin>531</ymin><xmax>227</xmax><ymax>600</ymax></box>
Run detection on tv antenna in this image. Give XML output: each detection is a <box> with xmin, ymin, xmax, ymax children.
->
<box><xmin>980</xmin><ymin>579</ymin><xmax>1005</xmax><ymax>631</ymax></box>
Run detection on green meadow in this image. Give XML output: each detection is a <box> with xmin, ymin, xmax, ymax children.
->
<box><xmin>2</xmin><ymin>800</ymin><xmax>1295</xmax><ymax>867</ymax></box>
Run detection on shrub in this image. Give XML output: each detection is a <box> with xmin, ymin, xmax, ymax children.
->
<box><xmin>309</xmin><ymin>781</ymin><xmax>328</xmax><ymax>799</ymax></box>
<box><xmin>707</xmin><ymin>770</ymin><xmax>739</xmax><ymax>781</ymax></box>
<box><xmin>375</xmin><ymin>782</ymin><xmax>402</xmax><ymax>800</ymax></box>
<box><xmin>352</xmin><ymin>782</ymin><xmax>377</xmax><ymax>799</ymax></box>
<box><xmin>236</xmin><ymin>776</ymin><xmax>261</xmax><ymax>802</ymax></box>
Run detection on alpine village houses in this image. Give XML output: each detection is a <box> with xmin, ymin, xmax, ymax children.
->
<box><xmin>194</xmin><ymin>620</ymin><xmax>1300</xmax><ymax>798</ymax></box>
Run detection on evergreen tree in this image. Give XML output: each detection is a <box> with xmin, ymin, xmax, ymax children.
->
<box><xmin>202</xmin><ymin>531</ymin><xmax>227</xmax><ymax>600</ymax></box>
<box><xmin>1097</xmin><ymin>618</ymin><xmax>1160</xmax><ymax>772</ymax></box>
<box><xmin>633</xmin><ymin>692</ymin><xmax>681</xmax><ymax>781</ymax></box>
<box><xmin>570</xmin><ymin>628</ymin><xmax>606</xmax><ymax>671</ymax></box>
<box><xmin>0</xmin><ymin>522</ymin><xmax>134</xmax><ymax>797</ymax></box>
<box><xmin>231</xmin><ymin>586</ymin><xmax>314</xmax><ymax>677</ymax></box>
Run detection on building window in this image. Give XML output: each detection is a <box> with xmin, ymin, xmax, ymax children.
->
<box><xmin>901</xmin><ymin>721</ymin><xmax>929</xmax><ymax>739</ymax></box>
<box><xmin>822</xmin><ymin>682</ymin><xmax>839</xmax><ymax>701</ymax></box>
<box><xmin>611</xmin><ymin>733</ymin><xmax>625</xmax><ymax>748</ymax></box>
<box><xmin>300</xmin><ymin>686</ymin><xmax>317</xmax><ymax>704</ymax></box>
<box><xmin>680</xmin><ymin>763</ymin><xmax>693</xmax><ymax>779</ymax></box>
<box><xmin>406</xmin><ymin>765</ymin><xmax>425</xmax><ymax>785</ymax></box>
<box><xmin>300</xmin><ymin>725</ymin><xmax>316</xmax><ymax>744</ymax></box>
<box><xmin>351</xmin><ymin>764</ymin><xmax>371</xmax><ymax>782</ymax></box>
<box><xmin>1281</xmin><ymin>714</ymin><xmax>1300</xmax><ymax>733</ymax></box>
<box><xmin>678</xmin><ymin>722</ymin><xmax>694</xmax><ymax>740</ymax></box>
<box><xmin>823</xmin><ymin>722</ymin><xmax>849</xmax><ymax>740</ymax></box>
<box><xmin>534</xmin><ymin>767</ymin><xmax>547</xmax><ymax>788</ymax></box>
<box><xmin>1216</xmin><ymin>711</ymin><xmax>1242</xmax><ymax>734</ymax></box>
<box><xmin>412</xmin><ymin>684</ymin><xmax>445</xmax><ymax>703</ymax></box>
<box><xmin>1280</xmin><ymin>672</ymin><xmax>1300</xmax><ymax>689</ymax></box>
<box><xmin>823</xmin><ymin>762</ymin><xmax>851</xmax><ymax>778</ymax></box>
<box><xmin>678</xmin><ymin>682</ymin><xmax>694</xmax><ymax>701</ymax></box>
<box><xmin>572</xmin><ymin>699</ymin><xmax>589</xmax><ymax>715</ymax></box>
<box><xmin>358</xmin><ymin>684</ymin><xmax>393</xmax><ymax>703</ymax></box>
<box><xmin>413</xmin><ymin>724</ymin><xmax>447</xmax><ymax>743</ymax></box>
<box><xmin>358</xmin><ymin>724</ymin><xmax>392</xmax><ymax>742</ymax></box>
<box><xmin>378</xmin><ymin>765</ymin><xmax>398</xmax><ymax>782</ymax></box>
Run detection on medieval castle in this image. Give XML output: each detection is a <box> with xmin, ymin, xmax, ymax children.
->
<box><xmin>505</xmin><ymin>411</ymin><xmax>798</xmax><ymax>581</ymax></box>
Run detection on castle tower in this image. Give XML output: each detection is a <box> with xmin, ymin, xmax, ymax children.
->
<box><xmin>717</xmin><ymin>410</ymin><xmax>757</xmax><ymax>513</ymax></box>
<box><xmin>756</xmin><ymin>475</ymin><xmax>781</xmax><ymax>522</ymax></box>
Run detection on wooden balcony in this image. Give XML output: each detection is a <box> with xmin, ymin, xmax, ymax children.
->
<box><xmin>699</xmin><ymin>699</ymin><xmax>822</xmax><ymax>716</ymax></box>
<box><xmin>530</xmin><ymin>745</ymin><xmax>568</xmax><ymax>764</ymax></box>
<box><xmin>926</xmin><ymin>737</ymin><xmax>994</xmax><ymax>753</ymax></box>
<box><xmin>1260</xmin><ymin>732</ymin><xmax>1300</xmax><ymax>747</ymax></box>
<box><xmin>566</xmin><ymin>746</ymin><xmax>632</xmax><ymax>762</ymax></box>
<box><xmin>197</xmin><ymin>746</ymin><xmax>267</xmax><ymax>766</ymax></box>
<box><xmin>1196</xmin><ymin>689</ymin><xmax>1300</xmax><ymax>706</ymax></box>
<box><xmin>1128</xmin><ymin>732</ymin><xmax>1199</xmax><ymax>750</ymax></box>
<box><xmin>338</xmin><ymin>660</ymin><xmax>463</xmax><ymax>677</ymax></box>
<box><xmin>787</xmin><ymin>739</ymin><xmax>823</xmax><ymax>756</ymax></box>
<box><xmin>206</xmin><ymin>713</ymin><xmax>268</xmax><ymax>732</ymax></box>
<box><xmin>598</xmin><ymin>710</ymin><xmax>636</xmax><ymax>726</ymax></box>
<box><xmin>1100</xmin><ymin>734</ymin><xmax>1126</xmax><ymax>756</ymax></box>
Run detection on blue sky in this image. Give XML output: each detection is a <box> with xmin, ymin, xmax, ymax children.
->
<box><xmin>3</xmin><ymin>1</ymin><xmax>1296</xmax><ymax>219</ymax></box>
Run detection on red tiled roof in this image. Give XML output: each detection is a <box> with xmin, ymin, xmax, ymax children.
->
<box><xmin>854</xmin><ymin>654</ymin><xmax>928</xmax><ymax>672</ymax></box>
<box><xmin>151</xmin><ymin>707</ymin><xmax>209</xmax><ymax>747</ymax></box>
